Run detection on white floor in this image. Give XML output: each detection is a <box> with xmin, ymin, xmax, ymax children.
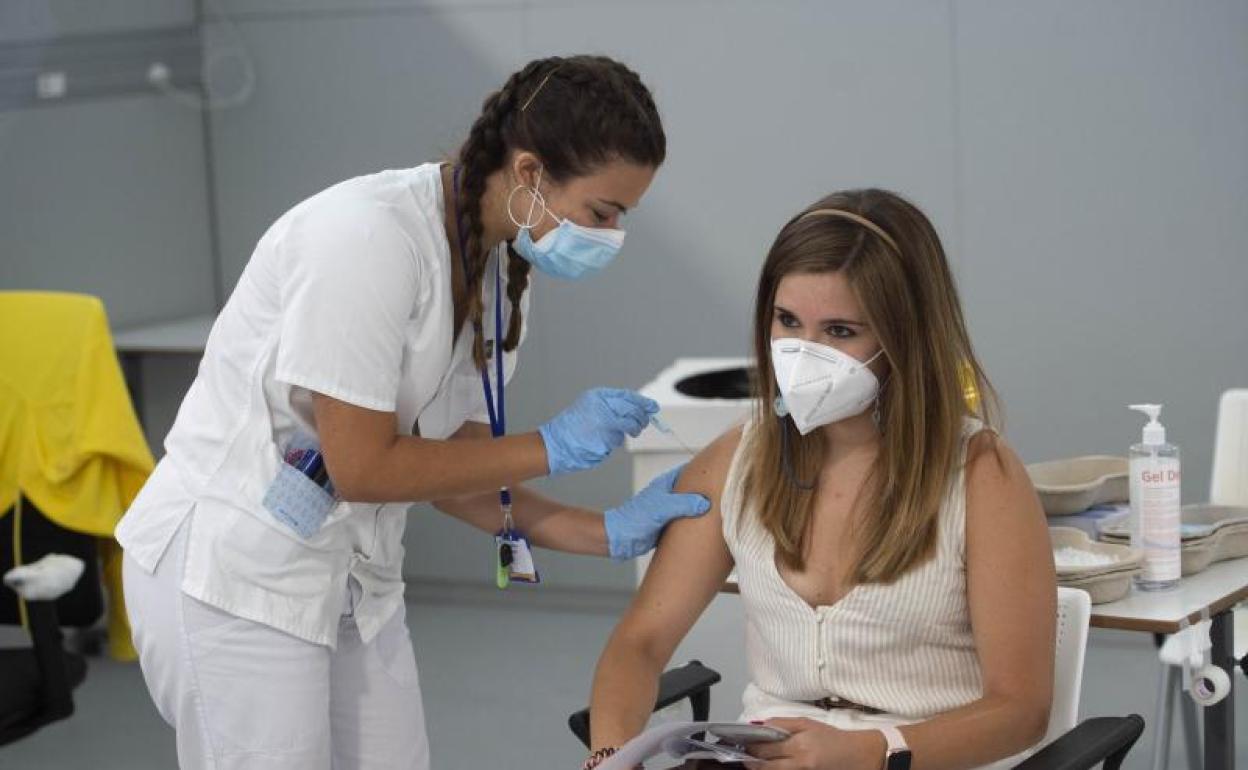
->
<box><xmin>0</xmin><ymin>589</ymin><xmax>1243</xmax><ymax>770</ymax></box>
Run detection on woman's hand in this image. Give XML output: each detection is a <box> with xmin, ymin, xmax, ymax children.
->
<box><xmin>748</xmin><ymin>718</ymin><xmax>885</xmax><ymax>770</ymax></box>
<box><xmin>603</xmin><ymin>464</ymin><xmax>711</xmax><ymax>559</ymax></box>
<box><xmin>539</xmin><ymin>388</ymin><xmax>658</xmax><ymax>475</ymax></box>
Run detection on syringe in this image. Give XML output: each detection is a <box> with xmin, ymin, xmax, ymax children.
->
<box><xmin>649</xmin><ymin>413</ymin><xmax>698</xmax><ymax>454</ymax></box>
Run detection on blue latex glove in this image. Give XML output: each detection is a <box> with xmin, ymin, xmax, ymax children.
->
<box><xmin>539</xmin><ymin>388</ymin><xmax>659</xmax><ymax>476</ymax></box>
<box><xmin>604</xmin><ymin>464</ymin><xmax>711</xmax><ymax>560</ymax></box>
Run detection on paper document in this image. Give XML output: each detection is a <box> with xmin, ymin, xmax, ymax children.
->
<box><xmin>598</xmin><ymin>721</ymin><xmax>789</xmax><ymax>769</ymax></box>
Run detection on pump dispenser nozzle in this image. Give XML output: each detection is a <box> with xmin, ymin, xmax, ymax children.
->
<box><xmin>1129</xmin><ymin>403</ymin><xmax>1166</xmax><ymax>446</ymax></box>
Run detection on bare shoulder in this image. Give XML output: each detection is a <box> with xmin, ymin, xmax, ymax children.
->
<box><xmin>652</xmin><ymin>424</ymin><xmax>747</xmax><ymax>547</ymax></box>
<box><xmin>673</xmin><ymin>424</ymin><xmax>746</xmax><ymax>500</ymax></box>
<box><xmin>964</xmin><ymin>429</ymin><xmax>1046</xmax><ymax>535</ymax></box>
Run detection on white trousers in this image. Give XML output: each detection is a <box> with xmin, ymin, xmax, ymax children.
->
<box><xmin>123</xmin><ymin>521</ymin><xmax>430</xmax><ymax>770</ymax></box>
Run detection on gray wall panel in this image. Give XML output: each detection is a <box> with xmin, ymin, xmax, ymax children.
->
<box><xmin>211</xmin><ymin>0</ymin><xmax>524</xmax><ymax>15</ymax></box>
<box><xmin>0</xmin><ymin>0</ymin><xmax>194</xmax><ymax>44</ymax></box>
<box><xmin>207</xmin><ymin>7</ymin><xmax>527</xmax><ymax>287</ymax></box>
<box><xmin>512</xmin><ymin>0</ymin><xmax>958</xmax><ymax>589</ymax></box>
<box><xmin>0</xmin><ymin>96</ymin><xmax>217</xmax><ymax>327</ymax></box>
<box><xmin>954</xmin><ymin>0</ymin><xmax>1248</xmax><ymax>499</ymax></box>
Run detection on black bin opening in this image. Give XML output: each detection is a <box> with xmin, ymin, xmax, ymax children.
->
<box><xmin>674</xmin><ymin>366</ymin><xmax>755</xmax><ymax>400</ymax></box>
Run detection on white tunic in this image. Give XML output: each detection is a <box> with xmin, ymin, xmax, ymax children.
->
<box><xmin>117</xmin><ymin>162</ymin><xmax>526</xmax><ymax>647</ymax></box>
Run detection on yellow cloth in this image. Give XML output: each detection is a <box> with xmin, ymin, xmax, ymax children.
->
<box><xmin>0</xmin><ymin>291</ymin><xmax>154</xmax><ymax>660</ymax></box>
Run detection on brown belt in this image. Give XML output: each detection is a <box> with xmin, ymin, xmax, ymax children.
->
<box><xmin>807</xmin><ymin>696</ymin><xmax>884</xmax><ymax>715</ymax></box>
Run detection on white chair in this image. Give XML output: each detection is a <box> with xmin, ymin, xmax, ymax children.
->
<box><xmin>1150</xmin><ymin>388</ymin><xmax>1248</xmax><ymax>770</ymax></box>
<box><xmin>1043</xmin><ymin>587</ymin><xmax>1093</xmax><ymax>747</ymax></box>
<box><xmin>1209</xmin><ymin>389</ymin><xmax>1248</xmax><ymax>507</ymax></box>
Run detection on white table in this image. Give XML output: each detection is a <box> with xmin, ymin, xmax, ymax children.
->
<box><xmin>112</xmin><ymin>313</ymin><xmax>215</xmax><ymax>355</ymax></box>
<box><xmin>111</xmin><ymin>313</ymin><xmax>215</xmax><ymax>421</ymax></box>
<box><xmin>1089</xmin><ymin>558</ymin><xmax>1247</xmax><ymax>634</ymax></box>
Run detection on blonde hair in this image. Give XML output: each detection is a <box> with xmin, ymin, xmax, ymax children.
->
<box><xmin>740</xmin><ymin>189</ymin><xmax>999</xmax><ymax>583</ymax></box>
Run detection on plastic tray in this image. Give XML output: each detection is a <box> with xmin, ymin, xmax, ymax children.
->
<box><xmin>1098</xmin><ymin>504</ymin><xmax>1248</xmax><ymax>540</ymax></box>
<box><xmin>1027</xmin><ymin>456</ymin><xmax>1129</xmax><ymax>516</ymax></box>
<box><xmin>1058</xmin><ymin>569</ymin><xmax>1137</xmax><ymax>604</ymax></box>
<box><xmin>1049</xmin><ymin>527</ymin><xmax>1140</xmax><ymax>604</ymax></box>
<box><xmin>1050</xmin><ymin>527</ymin><xmax>1142</xmax><ymax>579</ymax></box>
<box><xmin>1097</xmin><ymin>504</ymin><xmax>1248</xmax><ymax>576</ymax></box>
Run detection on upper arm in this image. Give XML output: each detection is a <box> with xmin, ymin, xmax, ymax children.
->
<box><xmin>964</xmin><ymin>432</ymin><xmax>1056</xmax><ymax>710</ymax></box>
<box><xmin>312</xmin><ymin>409</ymin><xmax>492</xmax><ymax>502</ymax></box>
<box><xmin>427</xmin><ymin>420</ymin><xmax>493</xmax><ymax>513</ymax></box>
<box><xmin>311</xmin><ymin>394</ymin><xmax>399</xmax><ymax>499</ymax></box>
<box><xmin>609</xmin><ymin>427</ymin><xmax>741</xmax><ymax>665</ymax></box>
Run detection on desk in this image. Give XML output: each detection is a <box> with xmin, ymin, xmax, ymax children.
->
<box><xmin>111</xmin><ymin>313</ymin><xmax>215</xmax><ymax>421</ymax></box>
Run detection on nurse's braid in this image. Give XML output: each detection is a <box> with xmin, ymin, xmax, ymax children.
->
<box><xmin>456</xmin><ymin>55</ymin><xmax>665</xmax><ymax>371</ymax></box>
<box><xmin>456</xmin><ymin>60</ymin><xmax>544</xmax><ymax>370</ymax></box>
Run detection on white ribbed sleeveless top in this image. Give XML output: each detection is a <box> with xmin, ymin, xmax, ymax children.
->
<box><xmin>722</xmin><ymin>417</ymin><xmax>987</xmax><ymax>719</ymax></box>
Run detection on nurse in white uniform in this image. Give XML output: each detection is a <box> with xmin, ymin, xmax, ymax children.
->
<box><xmin>116</xmin><ymin>55</ymin><xmax>704</xmax><ymax>770</ymax></box>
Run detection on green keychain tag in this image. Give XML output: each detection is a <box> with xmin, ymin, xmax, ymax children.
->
<box><xmin>495</xmin><ymin>538</ymin><xmax>513</xmax><ymax>589</ymax></box>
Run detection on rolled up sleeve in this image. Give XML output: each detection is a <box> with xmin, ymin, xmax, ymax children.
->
<box><xmin>274</xmin><ymin>201</ymin><xmax>421</xmax><ymax>412</ymax></box>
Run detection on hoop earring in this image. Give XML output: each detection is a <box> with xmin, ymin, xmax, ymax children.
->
<box><xmin>505</xmin><ymin>166</ymin><xmax>548</xmax><ymax>230</ymax></box>
<box><xmin>505</xmin><ymin>184</ymin><xmax>546</xmax><ymax>230</ymax></box>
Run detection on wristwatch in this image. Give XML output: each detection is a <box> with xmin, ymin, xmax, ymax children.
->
<box><xmin>879</xmin><ymin>725</ymin><xmax>912</xmax><ymax>770</ymax></box>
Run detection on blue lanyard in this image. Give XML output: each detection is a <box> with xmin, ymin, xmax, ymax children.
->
<box><xmin>452</xmin><ymin>165</ymin><xmax>512</xmax><ymax>511</ymax></box>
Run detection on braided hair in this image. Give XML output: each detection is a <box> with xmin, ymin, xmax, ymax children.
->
<box><xmin>455</xmin><ymin>55</ymin><xmax>666</xmax><ymax>370</ymax></box>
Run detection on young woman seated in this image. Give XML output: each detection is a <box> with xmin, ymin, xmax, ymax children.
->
<box><xmin>583</xmin><ymin>189</ymin><xmax>1056</xmax><ymax>770</ymax></box>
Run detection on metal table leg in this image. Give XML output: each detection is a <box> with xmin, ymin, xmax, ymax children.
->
<box><xmin>1203</xmin><ymin>609</ymin><xmax>1234</xmax><ymax>770</ymax></box>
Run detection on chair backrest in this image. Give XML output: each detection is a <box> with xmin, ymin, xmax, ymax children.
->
<box><xmin>1044</xmin><ymin>587</ymin><xmax>1092</xmax><ymax>747</ymax></box>
<box><xmin>1210</xmin><ymin>388</ymin><xmax>1248</xmax><ymax>506</ymax></box>
<box><xmin>957</xmin><ymin>587</ymin><xmax>1093</xmax><ymax>769</ymax></box>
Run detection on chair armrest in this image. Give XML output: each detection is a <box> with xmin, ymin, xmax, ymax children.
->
<box><xmin>653</xmin><ymin>660</ymin><xmax>721</xmax><ymax>714</ymax></box>
<box><xmin>3</xmin><ymin>554</ymin><xmax>86</xmax><ymax>725</ymax></box>
<box><xmin>22</xmin><ymin>600</ymin><xmax>76</xmax><ymax>722</ymax></box>
<box><xmin>3</xmin><ymin>554</ymin><xmax>85</xmax><ymax>603</ymax></box>
<box><xmin>1012</xmin><ymin>715</ymin><xmax>1145</xmax><ymax>770</ymax></box>
<box><xmin>568</xmin><ymin>660</ymin><xmax>722</xmax><ymax>748</ymax></box>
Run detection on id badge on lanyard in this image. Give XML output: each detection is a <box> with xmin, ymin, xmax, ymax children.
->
<box><xmin>453</xmin><ymin>166</ymin><xmax>540</xmax><ymax>589</ymax></box>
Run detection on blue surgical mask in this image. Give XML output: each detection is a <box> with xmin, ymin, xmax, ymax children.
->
<box><xmin>507</xmin><ymin>168</ymin><xmax>626</xmax><ymax>280</ymax></box>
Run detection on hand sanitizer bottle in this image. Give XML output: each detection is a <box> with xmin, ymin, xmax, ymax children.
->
<box><xmin>1128</xmin><ymin>404</ymin><xmax>1181</xmax><ymax>590</ymax></box>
